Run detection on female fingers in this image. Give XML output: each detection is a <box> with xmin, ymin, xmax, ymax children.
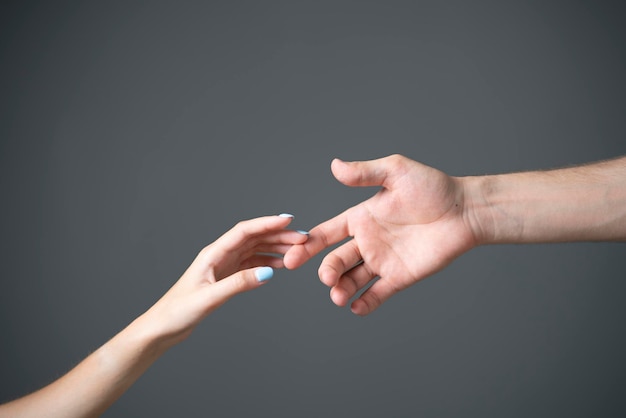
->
<box><xmin>203</xmin><ymin>266</ymin><xmax>275</xmax><ymax>311</ymax></box>
<box><xmin>241</xmin><ymin>254</ymin><xmax>286</xmax><ymax>270</ymax></box>
<box><xmin>216</xmin><ymin>215</ymin><xmax>299</xmax><ymax>252</ymax></box>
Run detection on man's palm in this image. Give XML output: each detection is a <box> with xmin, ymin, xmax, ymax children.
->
<box><xmin>284</xmin><ymin>155</ymin><xmax>476</xmax><ymax>315</ymax></box>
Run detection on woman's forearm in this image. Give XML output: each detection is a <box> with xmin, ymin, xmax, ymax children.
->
<box><xmin>0</xmin><ymin>215</ymin><xmax>300</xmax><ymax>417</ymax></box>
<box><xmin>463</xmin><ymin>156</ymin><xmax>626</xmax><ymax>244</ymax></box>
<box><xmin>0</xmin><ymin>314</ymin><xmax>169</xmax><ymax>418</ymax></box>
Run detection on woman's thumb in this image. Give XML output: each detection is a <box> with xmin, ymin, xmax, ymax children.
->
<box><xmin>207</xmin><ymin>266</ymin><xmax>274</xmax><ymax>304</ymax></box>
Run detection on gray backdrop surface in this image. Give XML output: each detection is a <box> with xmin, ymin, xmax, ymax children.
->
<box><xmin>1</xmin><ymin>1</ymin><xmax>625</xmax><ymax>417</ymax></box>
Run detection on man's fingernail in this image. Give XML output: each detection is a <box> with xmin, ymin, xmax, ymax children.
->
<box><xmin>278</xmin><ymin>213</ymin><xmax>294</xmax><ymax>218</ymax></box>
<box><xmin>297</xmin><ymin>230</ymin><xmax>309</xmax><ymax>235</ymax></box>
<box><xmin>255</xmin><ymin>266</ymin><xmax>274</xmax><ymax>282</ymax></box>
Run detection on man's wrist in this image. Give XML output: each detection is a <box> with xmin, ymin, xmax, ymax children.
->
<box><xmin>460</xmin><ymin>157</ymin><xmax>626</xmax><ymax>244</ymax></box>
<box><xmin>460</xmin><ymin>174</ymin><xmax>520</xmax><ymax>246</ymax></box>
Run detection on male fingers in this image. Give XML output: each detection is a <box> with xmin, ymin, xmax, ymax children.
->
<box><xmin>329</xmin><ymin>262</ymin><xmax>377</xmax><ymax>307</ymax></box>
<box><xmin>283</xmin><ymin>210</ymin><xmax>350</xmax><ymax>269</ymax></box>
<box><xmin>318</xmin><ymin>239</ymin><xmax>362</xmax><ymax>287</ymax></box>
<box><xmin>350</xmin><ymin>277</ymin><xmax>399</xmax><ymax>316</ymax></box>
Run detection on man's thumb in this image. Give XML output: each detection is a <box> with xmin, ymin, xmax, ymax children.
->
<box><xmin>331</xmin><ymin>155</ymin><xmax>402</xmax><ymax>188</ymax></box>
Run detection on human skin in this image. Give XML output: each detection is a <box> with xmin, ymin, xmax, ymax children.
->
<box><xmin>0</xmin><ymin>214</ymin><xmax>308</xmax><ymax>418</ymax></box>
<box><xmin>283</xmin><ymin>154</ymin><xmax>626</xmax><ymax>316</ymax></box>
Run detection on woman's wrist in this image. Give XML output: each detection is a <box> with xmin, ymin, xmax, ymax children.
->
<box><xmin>130</xmin><ymin>309</ymin><xmax>190</xmax><ymax>354</ymax></box>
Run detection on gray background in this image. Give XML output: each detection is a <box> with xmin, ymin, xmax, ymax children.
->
<box><xmin>1</xmin><ymin>1</ymin><xmax>625</xmax><ymax>417</ymax></box>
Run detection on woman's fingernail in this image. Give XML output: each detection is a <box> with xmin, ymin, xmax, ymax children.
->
<box><xmin>278</xmin><ymin>213</ymin><xmax>294</xmax><ymax>218</ymax></box>
<box><xmin>297</xmin><ymin>230</ymin><xmax>309</xmax><ymax>235</ymax></box>
<box><xmin>255</xmin><ymin>266</ymin><xmax>274</xmax><ymax>282</ymax></box>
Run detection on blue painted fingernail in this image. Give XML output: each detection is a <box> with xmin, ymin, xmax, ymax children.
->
<box><xmin>297</xmin><ymin>230</ymin><xmax>309</xmax><ymax>235</ymax></box>
<box><xmin>255</xmin><ymin>266</ymin><xmax>274</xmax><ymax>282</ymax></box>
<box><xmin>278</xmin><ymin>213</ymin><xmax>294</xmax><ymax>218</ymax></box>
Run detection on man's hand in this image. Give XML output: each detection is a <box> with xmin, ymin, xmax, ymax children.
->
<box><xmin>284</xmin><ymin>155</ymin><xmax>477</xmax><ymax>316</ymax></box>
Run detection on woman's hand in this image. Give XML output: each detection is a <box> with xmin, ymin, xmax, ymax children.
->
<box><xmin>143</xmin><ymin>214</ymin><xmax>309</xmax><ymax>347</ymax></box>
<box><xmin>0</xmin><ymin>214</ymin><xmax>307</xmax><ymax>418</ymax></box>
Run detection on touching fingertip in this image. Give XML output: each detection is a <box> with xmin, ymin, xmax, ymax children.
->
<box><xmin>296</xmin><ymin>230</ymin><xmax>309</xmax><ymax>235</ymax></box>
<box><xmin>255</xmin><ymin>266</ymin><xmax>274</xmax><ymax>282</ymax></box>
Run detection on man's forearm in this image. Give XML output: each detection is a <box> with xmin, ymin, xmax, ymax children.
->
<box><xmin>462</xmin><ymin>156</ymin><xmax>626</xmax><ymax>244</ymax></box>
